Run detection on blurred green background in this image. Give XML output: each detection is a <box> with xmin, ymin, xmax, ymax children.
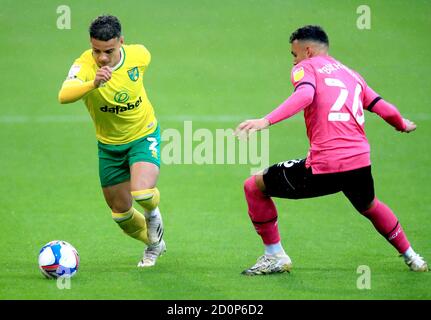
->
<box><xmin>0</xmin><ymin>0</ymin><xmax>429</xmax><ymax>299</ymax></box>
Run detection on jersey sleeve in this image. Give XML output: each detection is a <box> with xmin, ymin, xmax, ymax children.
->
<box><xmin>59</xmin><ymin>52</ymin><xmax>95</xmax><ymax>103</ymax></box>
<box><xmin>363</xmin><ymin>84</ymin><xmax>381</xmax><ymax>111</ymax></box>
<box><xmin>353</xmin><ymin>71</ymin><xmax>405</xmax><ymax>130</ymax></box>
<box><xmin>290</xmin><ymin>62</ymin><xmax>316</xmax><ymax>92</ymax></box>
<box><xmin>265</xmin><ymin>84</ymin><xmax>315</xmax><ymax>125</ymax></box>
<box><xmin>64</xmin><ymin>56</ymin><xmax>92</xmax><ymax>83</ymax></box>
<box><xmin>133</xmin><ymin>44</ymin><xmax>151</xmax><ymax>67</ymax></box>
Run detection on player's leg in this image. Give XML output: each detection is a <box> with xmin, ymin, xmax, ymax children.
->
<box><xmin>342</xmin><ymin>166</ymin><xmax>428</xmax><ymax>272</ymax></box>
<box><xmin>128</xmin><ymin>127</ymin><xmax>165</xmax><ymax>267</ymax></box>
<box><xmin>98</xmin><ymin>141</ymin><xmax>151</xmax><ymax>246</ymax></box>
<box><xmin>103</xmin><ymin>181</ymin><xmax>150</xmax><ymax>245</ymax></box>
<box><xmin>242</xmin><ymin>173</ymin><xmax>292</xmax><ymax>275</ymax></box>
<box><xmin>131</xmin><ymin>162</ymin><xmax>163</xmax><ymax>243</ymax></box>
<box><xmin>130</xmin><ymin>161</ymin><xmax>166</xmax><ymax>267</ymax></box>
<box><xmin>242</xmin><ymin>159</ymin><xmax>341</xmax><ymax>275</ymax></box>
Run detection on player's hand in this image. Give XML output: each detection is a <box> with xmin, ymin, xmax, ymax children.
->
<box><xmin>234</xmin><ymin>118</ymin><xmax>270</xmax><ymax>139</ymax></box>
<box><xmin>402</xmin><ymin>118</ymin><xmax>416</xmax><ymax>133</ymax></box>
<box><xmin>94</xmin><ymin>66</ymin><xmax>112</xmax><ymax>88</ymax></box>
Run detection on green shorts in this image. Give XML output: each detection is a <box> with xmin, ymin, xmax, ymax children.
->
<box><xmin>98</xmin><ymin>125</ymin><xmax>161</xmax><ymax>187</ymax></box>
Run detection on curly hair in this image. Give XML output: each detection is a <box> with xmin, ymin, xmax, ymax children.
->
<box><xmin>89</xmin><ymin>15</ymin><xmax>121</xmax><ymax>41</ymax></box>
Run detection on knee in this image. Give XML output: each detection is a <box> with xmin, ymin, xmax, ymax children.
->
<box><xmin>103</xmin><ymin>185</ymin><xmax>133</xmax><ymax>213</ymax></box>
<box><xmin>110</xmin><ymin>204</ymin><xmax>133</xmax><ymax>214</ymax></box>
<box><xmin>362</xmin><ymin>199</ymin><xmax>376</xmax><ymax>212</ymax></box>
<box><xmin>244</xmin><ymin>175</ymin><xmax>266</xmax><ymax>197</ymax></box>
<box><xmin>244</xmin><ymin>176</ymin><xmax>257</xmax><ymax>194</ymax></box>
<box><xmin>359</xmin><ymin>198</ymin><xmax>378</xmax><ymax>215</ymax></box>
<box><xmin>108</xmin><ymin>199</ymin><xmax>133</xmax><ymax>214</ymax></box>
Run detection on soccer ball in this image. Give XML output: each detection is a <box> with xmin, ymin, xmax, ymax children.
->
<box><xmin>38</xmin><ymin>240</ymin><xmax>80</xmax><ymax>279</ymax></box>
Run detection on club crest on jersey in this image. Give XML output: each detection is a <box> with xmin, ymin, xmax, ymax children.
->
<box><xmin>127</xmin><ymin>67</ymin><xmax>139</xmax><ymax>81</ymax></box>
<box><xmin>293</xmin><ymin>67</ymin><xmax>304</xmax><ymax>82</ymax></box>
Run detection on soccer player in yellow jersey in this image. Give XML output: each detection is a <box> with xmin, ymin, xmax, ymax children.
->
<box><xmin>58</xmin><ymin>15</ymin><xmax>165</xmax><ymax>267</ymax></box>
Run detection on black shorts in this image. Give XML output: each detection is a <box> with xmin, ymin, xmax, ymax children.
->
<box><xmin>262</xmin><ymin>159</ymin><xmax>375</xmax><ymax>212</ymax></box>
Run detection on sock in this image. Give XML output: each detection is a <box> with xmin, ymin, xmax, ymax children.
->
<box><xmin>361</xmin><ymin>198</ymin><xmax>410</xmax><ymax>254</ymax></box>
<box><xmin>112</xmin><ymin>207</ymin><xmax>150</xmax><ymax>245</ymax></box>
<box><xmin>402</xmin><ymin>247</ymin><xmax>416</xmax><ymax>261</ymax></box>
<box><xmin>144</xmin><ymin>207</ymin><xmax>159</xmax><ymax>219</ymax></box>
<box><xmin>244</xmin><ymin>175</ymin><xmax>280</xmax><ymax>245</ymax></box>
<box><xmin>132</xmin><ymin>188</ymin><xmax>160</xmax><ymax>214</ymax></box>
<box><xmin>265</xmin><ymin>242</ymin><xmax>286</xmax><ymax>255</ymax></box>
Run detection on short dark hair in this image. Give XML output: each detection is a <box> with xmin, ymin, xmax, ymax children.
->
<box><xmin>89</xmin><ymin>15</ymin><xmax>121</xmax><ymax>41</ymax></box>
<box><xmin>289</xmin><ymin>25</ymin><xmax>329</xmax><ymax>46</ymax></box>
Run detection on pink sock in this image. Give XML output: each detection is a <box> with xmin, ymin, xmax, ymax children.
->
<box><xmin>361</xmin><ymin>198</ymin><xmax>410</xmax><ymax>254</ymax></box>
<box><xmin>243</xmin><ymin>176</ymin><xmax>280</xmax><ymax>245</ymax></box>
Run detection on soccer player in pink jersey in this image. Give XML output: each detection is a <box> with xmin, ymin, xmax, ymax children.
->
<box><xmin>234</xmin><ymin>25</ymin><xmax>428</xmax><ymax>275</ymax></box>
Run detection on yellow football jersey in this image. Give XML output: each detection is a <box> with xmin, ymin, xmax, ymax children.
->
<box><xmin>64</xmin><ymin>44</ymin><xmax>157</xmax><ymax>144</ymax></box>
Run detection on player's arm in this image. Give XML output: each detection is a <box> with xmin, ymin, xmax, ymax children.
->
<box><xmin>234</xmin><ymin>84</ymin><xmax>314</xmax><ymax>137</ymax></box>
<box><xmin>364</xmin><ymin>86</ymin><xmax>416</xmax><ymax>133</ymax></box>
<box><xmin>58</xmin><ymin>79</ymin><xmax>95</xmax><ymax>104</ymax></box>
<box><xmin>58</xmin><ymin>66</ymin><xmax>112</xmax><ymax>104</ymax></box>
<box><xmin>265</xmin><ymin>83</ymin><xmax>315</xmax><ymax>125</ymax></box>
<box><xmin>234</xmin><ymin>64</ymin><xmax>315</xmax><ymax>137</ymax></box>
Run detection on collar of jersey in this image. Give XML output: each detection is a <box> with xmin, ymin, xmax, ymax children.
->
<box><xmin>111</xmin><ymin>46</ymin><xmax>125</xmax><ymax>71</ymax></box>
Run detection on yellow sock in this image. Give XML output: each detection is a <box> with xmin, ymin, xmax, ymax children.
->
<box><xmin>112</xmin><ymin>207</ymin><xmax>150</xmax><ymax>245</ymax></box>
<box><xmin>132</xmin><ymin>188</ymin><xmax>160</xmax><ymax>212</ymax></box>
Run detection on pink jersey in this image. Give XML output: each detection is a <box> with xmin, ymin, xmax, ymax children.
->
<box><xmin>267</xmin><ymin>55</ymin><xmax>386</xmax><ymax>174</ymax></box>
<box><xmin>298</xmin><ymin>55</ymin><xmax>377</xmax><ymax>173</ymax></box>
<box><xmin>265</xmin><ymin>55</ymin><xmax>406</xmax><ymax>174</ymax></box>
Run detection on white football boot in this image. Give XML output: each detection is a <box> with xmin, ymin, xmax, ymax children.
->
<box><xmin>146</xmin><ymin>207</ymin><xmax>164</xmax><ymax>244</ymax></box>
<box><xmin>242</xmin><ymin>253</ymin><xmax>292</xmax><ymax>275</ymax></box>
<box><xmin>404</xmin><ymin>253</ymin><xmax>429</xmax><ymax>272</ymax></box>
<box><xmin>138</xmin><ymin>239</ymin><xmax>166</xmax><ymax>268</ymax></box>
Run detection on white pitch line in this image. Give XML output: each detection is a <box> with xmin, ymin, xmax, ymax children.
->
<box><xmin>0</xmin><ymin>114</ymin><xmax>260</xmax><ymax>123</ymax></box>
<box><xmin>0</xmin><ymin>113</ymin><xmax>430</xmax><ymax>123</ymax></box>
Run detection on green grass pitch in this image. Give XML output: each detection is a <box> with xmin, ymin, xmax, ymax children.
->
<box><xmin>0</xmin><ymin>0</ymin><xmax>430</xmax><ymax>300</ymax></box>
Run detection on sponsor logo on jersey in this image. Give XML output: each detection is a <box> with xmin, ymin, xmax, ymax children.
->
<box><xmin>293</xmin><ymin>67</ymin><xmax>304</xmax><ymax>82</ymax></box>
<box><xmin>114</xmin><ymin>91</ymin><xmax>130</xmax><ymax>103</ymax></box>
<box><xmin>127</xmin><ymin>67</ymin><xmax>139</xmax><ymax>81</ymax></box>
<box><xmin>100</xmin><ymin>96</ymin><xmax>142</xmax><ymax>114</ymax></box>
